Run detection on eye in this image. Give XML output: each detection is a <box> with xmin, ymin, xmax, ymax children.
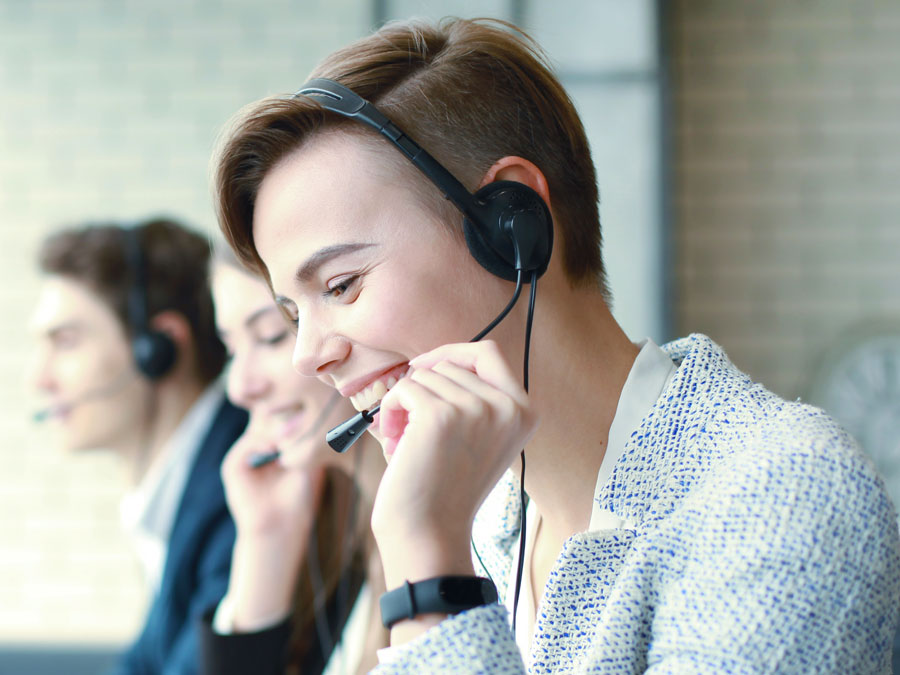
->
<box><xmin>260</xmin><ymin>331</ymin><xmax>289</xmax><ymax>347</ymax></box>
<box><xmin>325</xmin><ymin>274</ymin><xmax>359</xmax><ymax>300</ymax></box>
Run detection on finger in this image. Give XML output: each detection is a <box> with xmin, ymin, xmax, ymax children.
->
<box><xmin>410</xmin><ymin>341</ymin><xmax>527</xmax><ymax>406</ymax></box>
<box><xmin>379</xmin><ymin>376</ymin><xmax>455</xmax><ymax>440</ymax></box>
<box><xmin>408</xmin><ymin>364</ymin><xmax>503</xmax><ymax>421</ymax></box>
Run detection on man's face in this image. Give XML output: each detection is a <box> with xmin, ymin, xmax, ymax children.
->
<box><xmin>28</xmin><ymin>276</ymin><xmax>150</xmax><ymax>453</ymax></box>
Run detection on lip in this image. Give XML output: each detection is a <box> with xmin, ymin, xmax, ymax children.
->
<box><xmin>256</xmin><ymin>404</ymin><xmax>307</xmax><ymax>439</ymax></box>
<box><xmin>337</xmin><ymin>362</ymin><xmax>409</xmax><ymax>400</ymax></box>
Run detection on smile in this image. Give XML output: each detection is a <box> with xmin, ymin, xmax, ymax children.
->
<box><xmin>348</xmin><ymin>365</ymin><xmax>408</xmax><ymax>412</ymax></box>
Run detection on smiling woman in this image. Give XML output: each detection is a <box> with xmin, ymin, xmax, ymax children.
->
<box><xmin>212</xmin><ymin>16</ymin><xmax>900</xmax><ymax>675</ymax></box>
<box><xmin>200</xmin><ymin>248</ymin><xmax>387</xmax><ymax>675</ymax></box>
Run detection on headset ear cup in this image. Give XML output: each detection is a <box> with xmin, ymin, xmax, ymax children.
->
<box><xmin>463</xmin><ymin>181</ymin><xmax>553</xmax><ymax>282</ymax></box>
<box><xmin>132</xmin><ymin>331</ymin><xmax>177</xmax><ymax>380</ymax></box>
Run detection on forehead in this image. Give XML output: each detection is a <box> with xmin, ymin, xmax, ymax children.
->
<box><xmin>252</xmin><ymin>132</ymin><xmax>416</xmax><ymax>288</ymax></box>
<box><xmin>30</xmin><ymin>276</ymin><xmax>120</xmax><ymax>335</ymax></box>
<box><xmin>212</xmin><ymin>263</ymin><xmax>276</xmax><ymax>326</ymax></box>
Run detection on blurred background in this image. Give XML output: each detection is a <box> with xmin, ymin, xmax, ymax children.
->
<box><xmin>1</xmin><ymin>0</ymin><xmax>898</xmax><ymax>671</ymax></box>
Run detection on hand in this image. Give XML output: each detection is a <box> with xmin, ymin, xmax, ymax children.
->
<box><xmin>220</xmin><ymin>422</ymin><xmax>327</xmax><ymax>630</ymax></box>
<box><xmin>371</xmin><ymin>340</ymin><xmax>538</xmax><ymax>587</ymax></box>
<box><xmin>221</xmin><ymin>420</ymin><xmax>325</xmax><ymax>540</ymax></box>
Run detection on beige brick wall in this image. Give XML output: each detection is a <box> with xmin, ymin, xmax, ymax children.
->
<box><xmin>0</xmin><ymin>0</ymin><xmax>370</xmax><ymax>645</ymax></box>
<box><xmin>671</xmin><ymin>0</ymin><xmax>900</xmax><ymax>401</ymax></box>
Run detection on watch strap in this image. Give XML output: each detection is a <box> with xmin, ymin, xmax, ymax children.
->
<box><xmin>379</xmin><ymin>575</ymin><xmax>498</xmax><ymax>629</ymax></box>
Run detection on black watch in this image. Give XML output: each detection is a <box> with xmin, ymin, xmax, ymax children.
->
<box><xmin>379</xmin><ymin>575</ymin><xmax>498</xmax><ymax>629</ymax></box>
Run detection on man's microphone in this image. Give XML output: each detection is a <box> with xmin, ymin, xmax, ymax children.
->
<box><xmin>32</xmin><ymin>371</ymin><xmax>136</xmax><ymax>423</ymax></box>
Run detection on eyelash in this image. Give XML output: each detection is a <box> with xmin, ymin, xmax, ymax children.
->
<box><xmin>261</xmin><ymin>331</ymin><xmax>289</xmax><ymax>346</ymax></box>
<box><xmin>324</xmin><ymin>274</ymin><xmax>359</xmax><ymax>300</ymax></box>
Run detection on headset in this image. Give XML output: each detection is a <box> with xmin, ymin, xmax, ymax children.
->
<box><xmin>295</xmin><ymin>78</ymin><xmax>546</xmax><ymax>631</ymax></box>
<box><xmin>295</xmin><ymin>78</ymin><xmax>553</xmax><ymax>284</ymax></box>
<box><xmin>123</xmin><ymin>227</ymin><xmax>177</xmax><ymax>379</ymax></box>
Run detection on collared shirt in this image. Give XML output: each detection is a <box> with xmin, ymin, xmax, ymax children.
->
<box><xmin>120</xmin><ymin>380</ymin><xmax>226</xmax><ymax>594</ymax></box>
<box><xmin>379</xmin><ymin>339</ymin><xmax>677</xmax><ymax>667</ymax></box>
<box><xmin>507</xmin><ymin>339</ymin><xmax>676</xmax><ymax>661</ymax></box>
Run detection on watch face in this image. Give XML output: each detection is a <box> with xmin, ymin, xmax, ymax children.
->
<box><xmin>809</xmin><ymin>332</ymin><xmax>900</xmax><ymax>514</ymax></box>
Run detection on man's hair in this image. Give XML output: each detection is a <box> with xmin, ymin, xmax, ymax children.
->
<box><xmin>214</xmin><ymin>17</ymin><xmax>607</xmax><ymax>293</ymax></box>
<box><xmin>39</xmin><ymin>217</ymin><xmax>227</xmax><ymax>384</ymax></box>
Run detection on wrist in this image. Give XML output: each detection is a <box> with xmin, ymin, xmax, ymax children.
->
<box><xmin>376</xmin><ymin>530</ymin><xmax>475</xmax><ymax>590</ymax></box>
<box><xmin>227</xmin><ymin>534</ymin><xmax>305</xmax><ymax>630</ymax></box>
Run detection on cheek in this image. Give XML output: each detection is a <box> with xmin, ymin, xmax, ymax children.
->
<box><xmin>61</xmin><ymin>346</ymin><xmax>132</xmax><ymax>388</ymax></box>
<box><xmin>351</xmin><ymin>268</ymin><xmax>479</xmax><ymax>353</ymax></box>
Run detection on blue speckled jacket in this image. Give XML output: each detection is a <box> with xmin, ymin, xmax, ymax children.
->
<box><xmin>374</xmin><ymin>334</ymin><xmax>900</xmax><ymax>674</ymax></box>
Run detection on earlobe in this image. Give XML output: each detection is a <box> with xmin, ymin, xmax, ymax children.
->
<box><xmin>480</xmin><ymin>156</ymin><xmax>552</xmax><ymax>211</ymax></box>
<box><xmin>149</xmin><ymin>311</ymin><xmax>191</xmax><ymax>355</ymax></box>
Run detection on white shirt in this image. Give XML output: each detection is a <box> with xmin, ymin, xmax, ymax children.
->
<box><xmin>120</xmin><ymin>381</ymin><xmax>225</xmax><ymax>594</ymax></box>
<box><xmin>507</xmin><ymin>339</ymin><xmax>676</xmax><ymax>662</ymax></box>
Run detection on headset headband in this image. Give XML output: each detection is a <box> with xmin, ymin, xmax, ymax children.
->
<box><xmin>295</xmin><ymin>78</ymin><xmax>488</xmax><ymax>227</ymax></box>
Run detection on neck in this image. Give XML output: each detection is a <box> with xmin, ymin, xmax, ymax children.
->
<box><xmin>514</xmin><ymin>282</ymin><xmax>638</xmax><ymax>544</ymax></box>
<box><xmin>125</xmin><ymin>377</ymin><xmax>208</xmax><ymax>485</ymax></box>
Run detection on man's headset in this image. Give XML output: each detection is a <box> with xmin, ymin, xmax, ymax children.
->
<box><xmin>293</xmin><ymin>78</ymin><xmax>553</xmax><ymax>452</ymax></box>
<box><xmin>32</xmin><ymin>227</ymin><xmax>178</xmax><ymax>423</ymax></box>
<box><xmin>123</xmin><ymin>226</ymin><xmax>177</xmax><ymax>380</ymax></box>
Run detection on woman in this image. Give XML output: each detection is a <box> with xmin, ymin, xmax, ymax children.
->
<box><xmin>211</xmin><ymin>17</ymin><xmax>900</xmax><ymax>674</ymax></box>
<box><xmin>199</xmin><ymin>249</ymin><xmax>387</xmax><ymax>674</ymax></box>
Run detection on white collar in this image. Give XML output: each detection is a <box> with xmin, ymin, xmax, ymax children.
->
<box><xmin>120</xmin><ymin>380</ymin><xmax>225</xmax><ymax>592</ymax></box>
<box><xmin>590</xmin><ymin>338</ymin><xmax>676</xmax><ymax>531</ymax></box>
<box><xmin>509</xmin><ymin>339</ymin><xmax>676</xmax><ymax>662</ymax></box>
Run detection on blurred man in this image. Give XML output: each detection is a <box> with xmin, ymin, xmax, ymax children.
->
<box><xmin>29</xmin><ymin>218</ymin><xmax>248</xmax><ymax>675</ymax></box>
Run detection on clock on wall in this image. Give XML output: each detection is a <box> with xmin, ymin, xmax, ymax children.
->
<box><xmin>807</xmin><ymin>325</ymin><xmax>900</xmax><ymax>519</ymax></box>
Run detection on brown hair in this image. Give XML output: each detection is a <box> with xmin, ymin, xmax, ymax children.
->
<box><xmin>214</xmin><ymin>17</ymin><xmax>607</xmax><ymax>293</ymax></box>
<box><xmin>39</xmin><ymin>217</ymin><xmax>227</xmax><ymax>384</ymax></box>
<box><xmin>286</xmin><ymin>466</ymin><xmax>370</xmax><ymax>672</ymax></box>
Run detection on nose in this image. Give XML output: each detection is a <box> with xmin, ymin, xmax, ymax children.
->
<box><xmin>291</xmin><ymin>317</ymin><xmax>350</xmax><ymax>378</ymax></box>
<box><xmin>27</xmin><ymin>346</ymin><xmax>56</xmax><ymax>394</ymax></box>
<box><xmin>226</xmin><ymin>350</ymin><xmax>270</xmax><ymax>410</ymax></box>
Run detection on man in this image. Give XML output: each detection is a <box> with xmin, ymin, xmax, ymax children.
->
<box><xmin>213</xmin><ymin>18</ymin><xmax>900</xmax><ymax>673</ymax></box>
<box><xmin>30</xmin><ymin>218</ymin><xmax>248</xmax><ymax>674</ymax></box>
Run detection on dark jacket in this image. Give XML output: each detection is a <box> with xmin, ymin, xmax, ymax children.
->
<box><xmin>111</xmin><ymin>395</ymin><xmax>248</xmax><ymax>675</ymax></box>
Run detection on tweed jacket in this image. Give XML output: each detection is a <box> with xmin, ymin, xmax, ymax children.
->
<box><xmin>374</xmin><ymin>334</ymin><xmax>900</xmax><ymax>674</ymax></box>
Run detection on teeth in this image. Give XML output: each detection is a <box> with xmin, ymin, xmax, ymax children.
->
<box><xmin>350</xmin><ymin>372</ymin><xmax>403</xmax><ymax>411</ymax></box>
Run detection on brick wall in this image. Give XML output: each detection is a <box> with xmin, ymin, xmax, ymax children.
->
<box><xmin>671</xmin><ymin>0</ymin><xmax>900</xmax><ymax>400</ymax></box>
<box><xmin>0</xmin><ymin>0</ymin><xmax>371</xmax><ymax>644</ymax></box>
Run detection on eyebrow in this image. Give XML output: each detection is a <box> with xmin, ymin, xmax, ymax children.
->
<box><xmin>293</xmin><ymin>242</ymin><xmax>376</xmax><ymax>284</ymax></box>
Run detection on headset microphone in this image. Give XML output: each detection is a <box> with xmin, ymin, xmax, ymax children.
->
<box><xmin>32</xmin><ymin>371</ymin><xmax>136</xmax><ymax>423</ymax></box>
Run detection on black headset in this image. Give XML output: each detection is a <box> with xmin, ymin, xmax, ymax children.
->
<box><xmin>294</xmin><ymin>78</ymin><xmax>553</xmax><ymax>282</ymax></box>
<box><xmin>123</xmin><ymin>227</ymin><xmax>177</xmax><ymax>379</ymax></box>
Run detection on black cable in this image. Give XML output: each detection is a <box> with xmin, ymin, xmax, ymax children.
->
<box><xmin>468</xmin><ymin>268</ymin><xmax>524</xmax><ymax>590</ymax></box>
<box><xmin>470</xmin><ymin>270</ymin><xmax>523</xmax><ymax>342</ymax></box>
<box><xmin>511</xmin><ymin>271</ymin><xmax>537</xmax><ymax>633</ymax></box>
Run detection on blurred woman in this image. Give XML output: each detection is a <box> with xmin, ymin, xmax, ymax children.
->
<box><xmin>198</xmin><ymin>249</ymin><xmax>387</xmax><ymax>675</ymax></box>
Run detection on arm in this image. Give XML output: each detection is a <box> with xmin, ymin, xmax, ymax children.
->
<box><xmin>197</xmin><ymin>611</ymin><xmax>292</xmax><ymax>675</ymax></box>
<box><xmin>643</xmin><ymin>424</ymin><xmax>900</xmax><ymax>673</ymax></box>
<box><xmin>194</xmin><ymin>425</ymin><xmax>324</xmax><ymax>674</ymax></box>
<box><xmin>369</xmin><ymin>341</ymin><xmax>537</xmax><ymax>663</ymax></box>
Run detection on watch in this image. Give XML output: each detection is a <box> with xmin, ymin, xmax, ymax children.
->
<box><xmin>379</xmin><ymin>575</ymin><xmax>499</xmax><ymax>629</ymax></box>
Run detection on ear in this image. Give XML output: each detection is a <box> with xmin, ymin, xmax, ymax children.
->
<box><xmin>149</xmin><ymin>311</ymin><xmax>192</xmax><ymax>353</ymax></box>
<box><xmin>479</xmin><ymin>156</ymin><xmax>552</xmax><ymax>211</ymax></box>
